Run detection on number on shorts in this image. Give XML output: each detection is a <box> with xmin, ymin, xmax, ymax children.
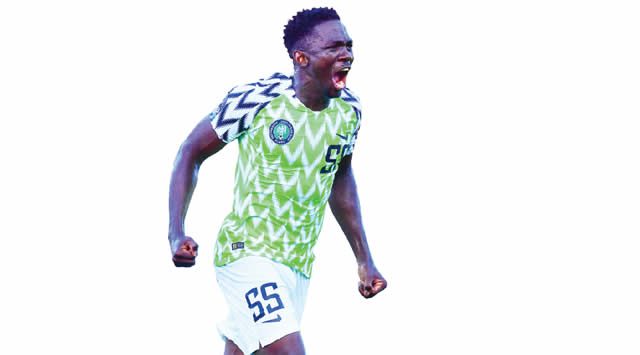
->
<box><xmin>245</xmin><ymin>282</ymin><xmax>285</xmax><ymax>322</ymax></box>
<box><xmin>244</xmin><ymin>287</ymin><xmax>265</xmax><ymax>322</ymax></box>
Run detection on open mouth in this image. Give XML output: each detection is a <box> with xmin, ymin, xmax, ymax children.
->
<box><xmin>332</xmin><ymin>67</ymin><xmax>350</xmax><ymax>90</ymax></box>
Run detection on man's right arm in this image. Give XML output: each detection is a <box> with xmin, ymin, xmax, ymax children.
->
<box><xmin>168</xmin><ymin>117</ymin><xmax>226</xmax><ymax>267</ymax></box>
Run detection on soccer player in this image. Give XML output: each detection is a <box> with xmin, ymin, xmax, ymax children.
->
<box><xmin>168</xmin><ymin>7</ymin><xmax>387</xmax><ymax>354</ymax></box>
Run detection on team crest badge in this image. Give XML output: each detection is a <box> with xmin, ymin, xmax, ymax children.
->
<box><xmin>269</xmin><ymin>119</ymin><xmax>294</xmax><ymax>144</ymax></box>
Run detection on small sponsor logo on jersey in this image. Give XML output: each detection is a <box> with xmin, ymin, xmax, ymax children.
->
<box><xmin>262</xmin><ymin>314</ymin><xmax>282</xmax><ymax>323</ymax></box>
<box><xmin>232</xmin><ymin>242</ymin><xmax>245</xmax><ymax>250</ymax></box>
<box><xmin>269</xmin><ymin>119</ymin><xmax>294</xmax><ymax>144</ymax></box>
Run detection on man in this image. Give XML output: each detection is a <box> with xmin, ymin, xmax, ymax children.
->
<box><xmin>168</xmin><ymin>7</ymin><xmax>386</xmax><ymax>354</ymax></box>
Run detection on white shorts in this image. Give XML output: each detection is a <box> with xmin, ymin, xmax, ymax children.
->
<box><xmin>215</xmin><ymin>256</ymin><xmax>310</xmax><ymax>355</ymax></box>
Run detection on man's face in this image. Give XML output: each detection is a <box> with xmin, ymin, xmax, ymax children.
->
<box><xmin>300</xmin><ymin>20</ymin><xmax>354</xmax><ymax>98</ymax></box>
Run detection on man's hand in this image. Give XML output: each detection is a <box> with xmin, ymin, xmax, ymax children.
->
<box><xmin>170</xmin><ymin>235</ymin><xmax>199</xmax><ymax>267</ymax></box>
<box><xmin>357</xmin><ymin>263</ymin><xmax>387</xmax><ymax>299</ymax></box>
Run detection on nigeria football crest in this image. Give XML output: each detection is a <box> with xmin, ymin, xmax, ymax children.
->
<box><xmin>269</xmin><ymin>119</ymin><xmax>294</xmax><ymax>144</ymax></box>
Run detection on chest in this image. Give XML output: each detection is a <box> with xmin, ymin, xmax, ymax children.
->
<box><xmin>243</xmin><ymin>102</ymin><xmax>358</xmax><ymax>171</ymax></box>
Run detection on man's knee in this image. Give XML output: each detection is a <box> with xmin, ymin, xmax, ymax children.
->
<box><xmin>257</xmin><ymin>332</ymin><xmax>305</xmax><ymax>355</ymax></box>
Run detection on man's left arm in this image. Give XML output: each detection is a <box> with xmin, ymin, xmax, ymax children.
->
<box><xmin>329</xmin><ymin>154</ymin><xmax>387</xmax><ymax>298</ymax></box>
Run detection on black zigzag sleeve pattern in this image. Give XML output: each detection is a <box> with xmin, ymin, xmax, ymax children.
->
<box><xmin>341</xmin><ymin>87</ymin><xmax>362</xmax><ymax>157</ymax></box>
<box><xmin>208</xmin><ymin>73</ymin><xmax>291</xmax><ymax>143</ymax></box>
<box><xmin>341</xmin><ymin>87</ymin><xmax>362</xmax><ymax>121</ymax></box>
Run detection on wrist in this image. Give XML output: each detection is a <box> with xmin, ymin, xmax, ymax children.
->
<box><xmin>168</xmin><ymin>230</ymin><xmax>186</xmax><ymax>243</ymax></box>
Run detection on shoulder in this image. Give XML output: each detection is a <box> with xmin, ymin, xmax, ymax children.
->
<box><xmin>226</xmin><ymin>72</ymin><xmax>293</xmax><ymax>101</ymax></box>
<box><xmin>213</xmin><ymin>73</ymin><xmax>293</xmax><ymax>141</ymax></box>
<box><xmin>339</xmin><ymin>87</ymin><xmax>362</xmax><ymax>120</ymax></box>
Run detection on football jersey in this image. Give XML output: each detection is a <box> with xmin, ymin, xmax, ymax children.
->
<box><xmin>209</xmin><ymin>73</ymin><xmax>362</xmax><ymax>277</ymax></box>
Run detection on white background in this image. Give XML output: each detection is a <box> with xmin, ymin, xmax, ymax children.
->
<box><xmin>1</xmin><ymin>1</ymin><xmax>639</xmax><ymax>354</ymax></box>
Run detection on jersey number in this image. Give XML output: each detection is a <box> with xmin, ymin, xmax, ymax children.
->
<box><xmin>244</xmin><ymin>282</ymin><xmax>284</xmax><ymax>322</ymax></box>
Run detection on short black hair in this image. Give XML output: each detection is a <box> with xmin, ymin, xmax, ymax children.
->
<box><xmin>283</xmin><ymin>7</ymin><xmax>341</xmax><ymax>58</ymax></box>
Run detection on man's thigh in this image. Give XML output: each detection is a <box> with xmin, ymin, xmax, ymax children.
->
<box><xmin>225</xmin><ymin>332</ymin><xmax>304</xmax><ymax>355</ymax></box>
<box><xmin>255</xmin><ymin>332</ymin><xmax>305</xmax><ymax>355</ymax></box>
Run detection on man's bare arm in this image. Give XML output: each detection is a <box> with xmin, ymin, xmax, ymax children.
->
<box><xmin>329</xmin><ymin>154</ymin><xmax>387</xmax><ymax>298</ymax></box>
<box><xmin>168</xmin><ymin>117</ymin><xmax>226</xmax><ymax>267</ymax></box>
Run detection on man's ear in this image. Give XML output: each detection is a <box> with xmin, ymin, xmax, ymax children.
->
<box><xmin>293</xmin><ymin>50</ymin><xmax>308</xmax><ymax>67</ymax></box>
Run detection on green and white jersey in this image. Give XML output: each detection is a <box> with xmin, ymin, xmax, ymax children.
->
<box><xmin>209</xmin><ymin>73</ymin><xmax>362</xmax><ymax>278</ymax></box>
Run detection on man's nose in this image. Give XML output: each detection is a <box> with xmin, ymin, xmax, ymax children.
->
<box><xmin>337</xmin><ymin>46</ymin><xmax>353</xmax><ymax>63</ymax></box>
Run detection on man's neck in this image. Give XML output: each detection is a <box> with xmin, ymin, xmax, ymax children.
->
<box><xmin>293</xmin><ymin>71</ymin><xmax>330</xmax><ymax>111</ymax></box>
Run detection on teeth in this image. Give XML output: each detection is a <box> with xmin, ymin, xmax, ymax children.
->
<box><xmin>340</xmin><ymin>67</ymin><xmax>350</xmax><ymax>73</ymax></box>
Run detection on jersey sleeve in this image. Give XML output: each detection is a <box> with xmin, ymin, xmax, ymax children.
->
<box><xmin>208</xmin><ymin>85</ymin><xmax>257</xmax><ymax>143</ymax></box>
<box><xmin>209</xmin><ymin>73</ymin><xmax>291</xmax><ymax>143</ymax></box>
<box><xmin>341</xmin><ymin>87</ymin><xmax>362</xmax><ymax>156</ymax></box>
